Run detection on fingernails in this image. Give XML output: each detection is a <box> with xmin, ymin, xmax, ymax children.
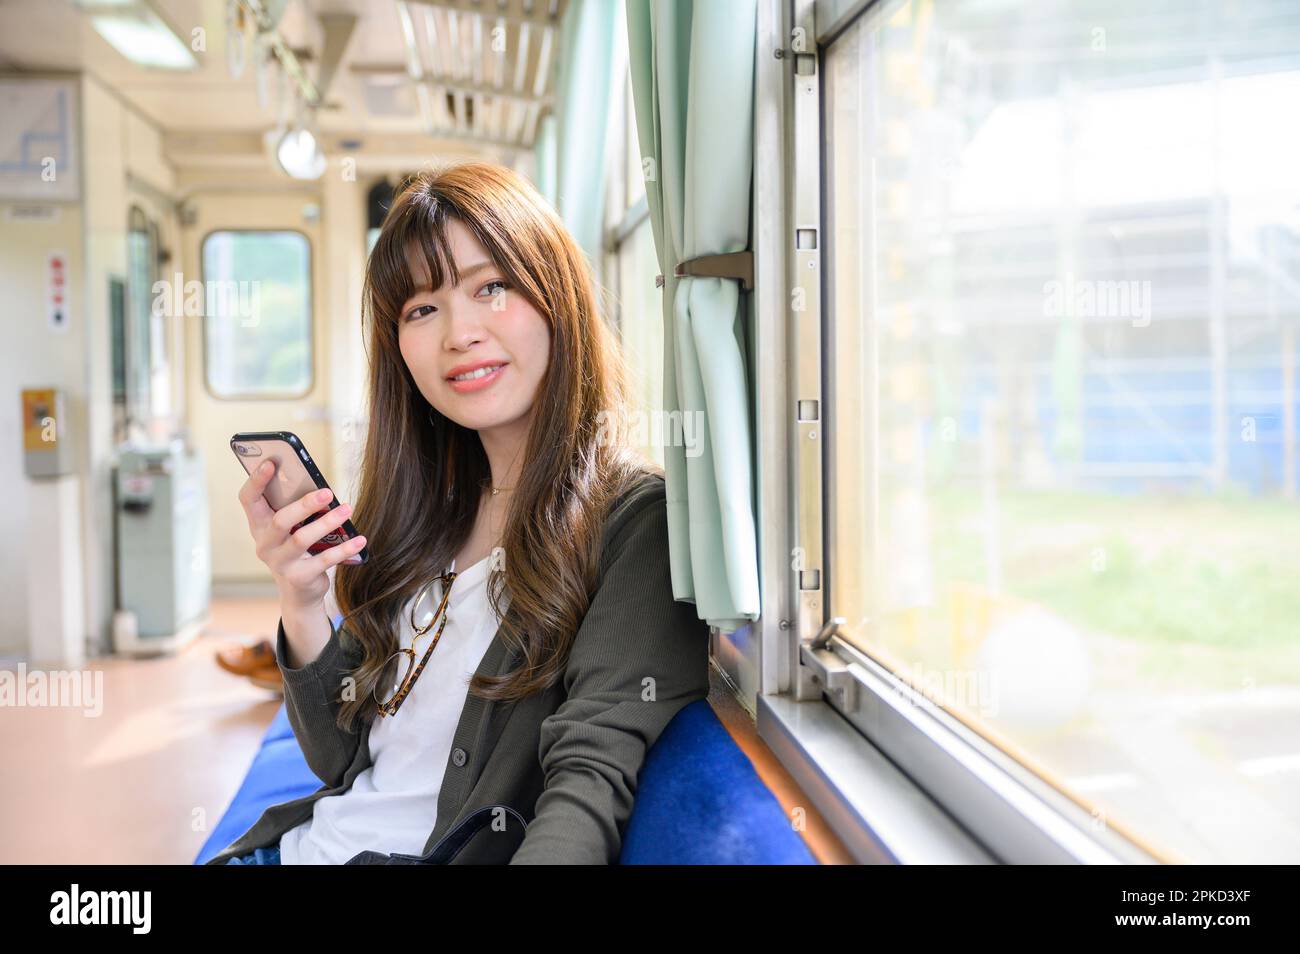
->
<box><xmin>316</xmin><ymin>489</ymin><xmax>332</xmax><ymax>501</ymax></box>
<box><xmin>260</xmin><ymin>461</ymin><xmax>272</xmax><ymax>473</ymax></box>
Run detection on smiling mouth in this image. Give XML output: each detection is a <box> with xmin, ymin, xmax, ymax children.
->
<box><xmin>446</xmin><ymin>363</ymin><xmax>509</xmax><ymax>394</ymax></box>
<box><xmin>449</xmin><ymin>363</ymin><xmax>506</xmax><ymax>382</ymax></box>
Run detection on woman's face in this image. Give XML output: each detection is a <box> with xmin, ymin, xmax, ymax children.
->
<box><xmin>397</xmin><ymin>217</ymin><xmax>551</xmax><ymax>437</ymax></box>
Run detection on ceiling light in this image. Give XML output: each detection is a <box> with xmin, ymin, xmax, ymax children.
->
<box><xmin>276</xmin><ymin>127</ymin><xmax>326</xmax><ymax>180</ymax></box>
<box><xmin>73</xmin><ymin>1</ymin><xmax>199</xmax><ymax>70</ymax></box>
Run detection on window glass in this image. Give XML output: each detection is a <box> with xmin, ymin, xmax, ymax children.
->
<box><xmin>625</xmin><ymin>75</ymin><xmax>646</xmax><ymax>211</ymax></box>
<box><xmin>202</xmin><ymin>230</ymin><xmax>312</xmax><ymax>398</ymax></box>
<box><xmin>826</xmin><ymin>0</ymin><xmax>1300</xmax><ymax>862</ymax></box>
<box><xmin>616</xmin><ymin>219</ymin><xmax>664</xmax><ymax>466</ymax></box>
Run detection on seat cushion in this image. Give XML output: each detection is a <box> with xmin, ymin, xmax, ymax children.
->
<box><xmin>619</xmin><ymin>699</ymin><xmax>816</xmax><ymax>864</ymax></box>
<box><xmin>196</xmin><ymin>701</ymin><xmax>815</xmax><ymax>865</ymax></box>
<box><xmin>193</xmin><ymin>711</ymin><xmax>321</xmax><ymax>865</ymax></box>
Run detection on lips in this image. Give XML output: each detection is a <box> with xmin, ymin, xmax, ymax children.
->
<box><xmin>446</xmin><ymin>361</ymin><xmax>508</xmax><ymax>394</ymax></box>
<box><xmin>446</xmin><ymin>359</ymin><xmax>509</xmax><ymax>381</ymax></box>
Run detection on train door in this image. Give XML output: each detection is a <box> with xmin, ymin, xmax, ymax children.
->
<box><xmin>182</xmin><ymin>190</ymin><xmax>329</xmax><ymax>582</ymax></box>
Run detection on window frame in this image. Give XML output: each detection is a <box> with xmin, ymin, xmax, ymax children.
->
<box><xmin>198</xmin><ymin>227</ymin><xmax>316</xmax><ymax>402</ymax></box>
<box><xmin>755</xmin><ymin>0</ymin><xmax>1166</xmax><ymax>864</ymax></box>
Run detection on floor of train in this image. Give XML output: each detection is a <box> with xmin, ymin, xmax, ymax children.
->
<box><xmin>0</xmin><ymin>596</ymin><xmax>851</xmax><ymax>864</ymax></box>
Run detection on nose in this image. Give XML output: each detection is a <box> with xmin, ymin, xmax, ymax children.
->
<box><xmin>441</xmin><ymin>304</ymin><xmax>487</xmax><ymax>352</ymax></box>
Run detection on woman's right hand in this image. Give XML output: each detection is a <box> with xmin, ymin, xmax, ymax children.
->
<box><xmin>237</xmin><ymin>458</ymin><xmax>367</xmax><ymax>612</ymax></box>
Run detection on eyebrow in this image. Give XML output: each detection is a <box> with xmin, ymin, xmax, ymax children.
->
<box><xmin>411</xmin><ymin>260</ymin><xmax>497</xmax><ymax>293</ymax></box>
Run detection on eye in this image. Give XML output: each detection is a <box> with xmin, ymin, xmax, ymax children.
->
<box><xmin>479</xmin><ymin>279</ymin><xmax>508</xmax><ymax>298</ymax></box>
<box><xmin>403</xmin><ymin>303</ymin><xmax>436</xmax><ymax>322</ymax></box>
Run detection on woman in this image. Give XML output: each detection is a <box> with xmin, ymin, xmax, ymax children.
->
<box><xmin>209</xmin><ymin>160</ymin><xmax>711</xmax><ymax>865</ymax></box>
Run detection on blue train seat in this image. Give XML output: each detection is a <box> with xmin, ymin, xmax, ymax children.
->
<box><xmin>195</xmin><ymin>684</ymin><xmax>815</xmax><ymax>865</ymax></box>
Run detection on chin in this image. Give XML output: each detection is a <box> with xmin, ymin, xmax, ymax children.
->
<box><xmin>443</xmin><ymin>403</ymin><xmax>527</xmax><ymax>433</ymax></box>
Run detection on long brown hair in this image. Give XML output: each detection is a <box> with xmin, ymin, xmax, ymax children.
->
<box><xmin>330</xmin><ymin>160</ymin><xmax>654</xmax><ymax>732</ymax></box>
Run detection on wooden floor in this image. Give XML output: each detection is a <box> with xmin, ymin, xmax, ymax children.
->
<box><xmin>0</xmin><ymin>594</ymin><xmax>285</xmax><ymax>865</ymax></box>
<box><xmin>1</xmin><ymin>595</ymin><xmax>852</xmax><ymax>865</ymax></box>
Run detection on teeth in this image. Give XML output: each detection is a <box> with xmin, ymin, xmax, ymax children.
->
<box><xmin>452</xmin><ymin>364</ymin><xmax>502</xmax><ymax>382</ymax></box>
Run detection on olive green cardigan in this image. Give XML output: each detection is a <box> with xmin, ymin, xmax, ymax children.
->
<box><xmin>205</xmin><ymin>471</ymin><xmax>712</xmax><ymax>864</ymax></box>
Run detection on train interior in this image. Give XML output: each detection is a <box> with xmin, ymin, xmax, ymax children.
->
<box><xmin>2</xmin><ymin>0</ymin><xmax>1299</xmax><ymax>867</ymax></box>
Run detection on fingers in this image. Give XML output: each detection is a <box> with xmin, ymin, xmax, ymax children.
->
<box><xmin>287</xmin><ymin>500</ymin><xmax>355</xmax><ymax>553</ymax></box>
<box><xmin>297</xmin><ymin>531</ymin><xmax>368</xmax><ymax>579</ymax></box>
<box><xmin>263</xmin><ymin>497</ymin><xmax>363</xmax><ymax>576</ymax></box>
<box><xmin>237</xmin><ymin>458</ymin><xmax>278</xmax><ymax>528</ymax></box>
<box><xmin>270</xmin><ymin>486</ymin><xmax>339</xmax><ymax>541</ymax></box>
<box><xmin>238</xmin><ymin>456</ymin><xmax>368</xmax><ymax>604</ymax></box>
<box><xmin>240</xmin><ymin>457</ymin><xmax>356</xmax><ymax>574</ymax></box>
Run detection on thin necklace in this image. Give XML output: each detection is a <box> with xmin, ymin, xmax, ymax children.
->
<box><xmin>490</xmin><ymin>485</ymin><xmax>514</xmax><ymax>496</ymax></box>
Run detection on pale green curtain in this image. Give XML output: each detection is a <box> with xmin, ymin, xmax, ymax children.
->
<box><xmin>625</xmin><ymin>0</ymin><xmax>760</xmax><ymax>632</ymax></box>
<box><xmin>534</xmin><ymin>112</ymin><xmax>557</xmax><ymax>207</ymax></box>
<box><xmin>551</xmin><ymin>0</ymin><xmax>620</xmax><ymax>266</ymax></box>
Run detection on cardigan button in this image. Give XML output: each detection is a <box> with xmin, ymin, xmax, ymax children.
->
<box><xmin>451</xmin><ymin>747</ymin><xmax>467</xmax><ymax>767</ymax></box>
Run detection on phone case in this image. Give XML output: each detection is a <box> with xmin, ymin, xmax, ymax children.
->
<box><xmin>230</xmin><ymin>430</ymin><xmax>369</xmax><ymax>565</ymax></box>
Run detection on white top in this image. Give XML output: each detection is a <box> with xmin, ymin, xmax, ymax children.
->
<box><xmin>278</xmin><ymin>554</ymin><xmax>504</xmax><ymax>865</ymax></box>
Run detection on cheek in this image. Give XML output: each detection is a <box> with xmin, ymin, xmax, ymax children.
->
<box><xmin>498</xmin><ymin>300</ymin><xmax>550</xmax><ymax>375</ymax></box>
<box><xmin>396</xmin><ymin>328</ymin><xmax>416</xmax><ymax>374</ymax></box>
<box><xmin>529</xmin><ymin>319</ymin><xmax>551</xmax><ymax>369</ymax></box>
<box><xmin>397</xmin><ymin>324</ymin><xmax>436</xmax><ymax>385</ymax></box>
<box><xmin>525</xmin><ymin>322</ymin><xmax>551</xmax><ymax>389</ymax></box>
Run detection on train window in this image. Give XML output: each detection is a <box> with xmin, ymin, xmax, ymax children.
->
<box><xmin>201</xmin><ymin>230</ymin><xmax>313</xmax><ymax>399</ymax></box>
<box><xmin>824</xmin><ymin>0</ymin><xmax>1300</xmax><ymax>862</ymax></box>
<box><xmin>616</xmin><ymin>220</ymin><xmax>663</xmax><ymax>465</ymax></box>
<box><xmin>605</xmin><ymin>48</ymin><xmax>662</xmax><ymax>466</ymax></box>
<box><xmin>623</xmin><ymin>73</ymin><xmax>646</xmax><ymax>213</ymax></box>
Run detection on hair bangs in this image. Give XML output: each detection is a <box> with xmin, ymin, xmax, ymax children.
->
<box><xmin>366</xmin><ymin>192</ymin><xmax>462</xmax><ymax>327</ymax></box>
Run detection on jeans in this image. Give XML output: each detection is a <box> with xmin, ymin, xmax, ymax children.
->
<box><xmin>225</xmin><ymin>843</ymin><xmax>282</xmax><ymax>865</ymax></box>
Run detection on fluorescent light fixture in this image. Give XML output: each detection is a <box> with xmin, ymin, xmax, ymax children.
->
<box><xmin>276</xmin><ymin>127</ymin><xmax>326</xmax><ymax>180</ymax></box>
<box><xmin>73</xmin><ymin>0</ymin><xmax>199</xmax><ymax>70</ymax></box>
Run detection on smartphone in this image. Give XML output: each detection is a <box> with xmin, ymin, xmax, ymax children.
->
<box><xmin>230</xmin><ymin>430</ymin><xmax>369</xmax><ymax>564</ymax></box>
